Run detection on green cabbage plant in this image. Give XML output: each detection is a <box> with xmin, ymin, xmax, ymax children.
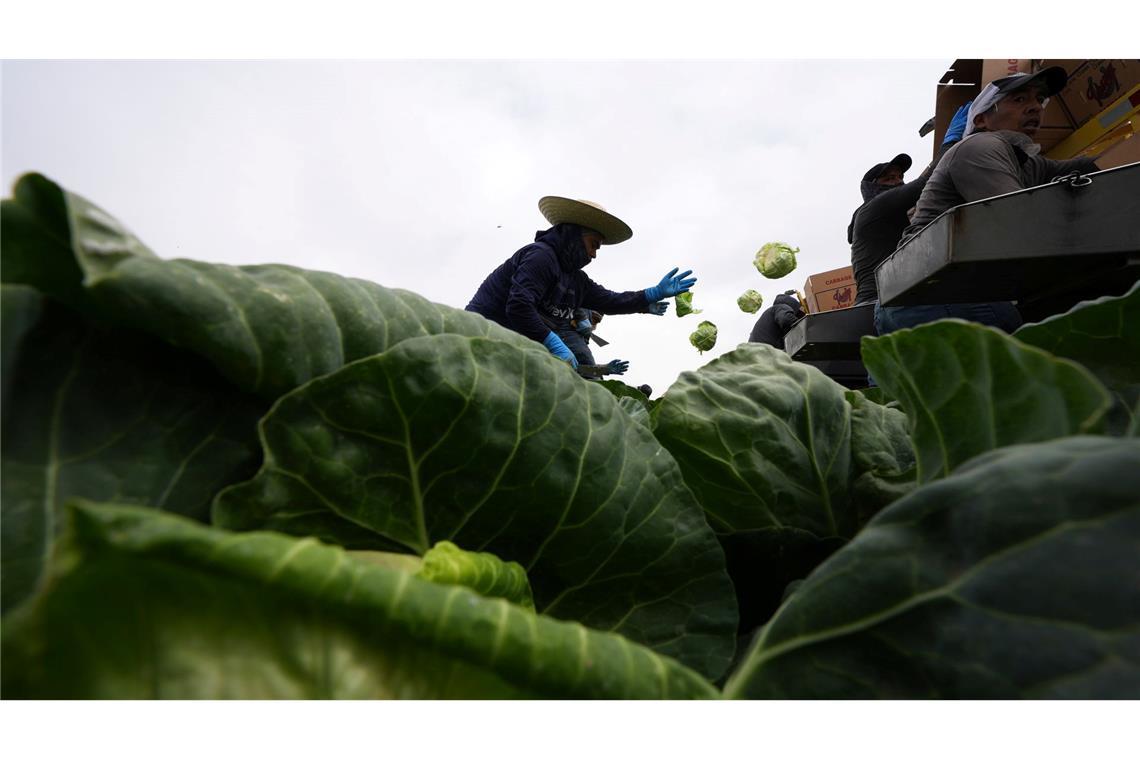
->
<box><xmin>754</xmin><ymin>242</ymin><xmax>799</xmax><ymax>279</ymax></box>
<box><xmin>689</xmin><ymin>320</ymin><xmax>718</xmax><ymax>353</ymax></box>
<box><xmin>3</xmin><ymin>173</ymin><xmax>1138</xmax><ymax>700</ymax></box>
<box><xmin>737</xmin><ymin>289</ymin><xmax>763</xmax><ymax>313</ymax></box>
<box><xmin>676</xmin><ymin>291</ymin><xmax>702</xmax><ymax>317</ymax></box>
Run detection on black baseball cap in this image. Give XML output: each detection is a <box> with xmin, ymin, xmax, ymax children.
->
<box><xmin>990</xmin><ymin>66</ymin><xmax>1068</xmax><ymax>98</ymax></box>
<box><xmin>862</xmin><ymin>153</ymin><xmax>912</xmax><ymax>183</ymax></box>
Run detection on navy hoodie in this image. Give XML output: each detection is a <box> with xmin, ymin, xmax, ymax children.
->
<box><xmin>748</xmin><ymin>292</ymin><xmax>805</xmax><ymax>349</ymax></box>
<box><xmin>466</xmin><ymin>223</ymin><xmax>649</xmax><ymax>342</ymax></box>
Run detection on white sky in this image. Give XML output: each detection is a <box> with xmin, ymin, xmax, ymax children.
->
<box><xmin>0</xmin><ymin>4</ymin><xmax>1113</xmax><ymax>395</ymax></box>
<box><xmin>1</xmin><ymin>58</ymin><xmax>953</xmax><ymax>392</ymax></box>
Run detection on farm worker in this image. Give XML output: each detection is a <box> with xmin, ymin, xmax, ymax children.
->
<box><xmin>848</xmin><ymin>104</ymin><xmax>970</xmax><ymax>308</ymax></box>
<box><xmin>747</xmin><ymin>290</ymin><xmax>805</xmax><ymax>350</ymax></box>
<box><xmin>465</xmin><ymin>196</ymin><xmax>696</xmax><ymax>371</ymax></box>
<box><xmin>559</xmin><ymin>307</ymin><xmax>604</xmax><ymax>368</ymax></box>
<box><xmin>880</xmin><ymin>67</ymin><xmax>1098</xmax><ymax>336</ymax></box>
<box><xmin>848</xmin><ymin>151</ymin><xmax>913</xmax><ymax>306</ymax></box>
<box><xmin>848</xmin><ymin>130</ymin><xmax>952</xmax><ymax>387</ymax></box>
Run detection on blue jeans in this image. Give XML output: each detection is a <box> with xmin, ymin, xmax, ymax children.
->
<box><xmin>873</xmin><ymin>301</ymin><xmax>1023</xmax><ymax>337</ymax></box>
<box><xmin>556</xmin><ymin>325</ymin><xmax>596</xmax><ymax>367</ymax></box>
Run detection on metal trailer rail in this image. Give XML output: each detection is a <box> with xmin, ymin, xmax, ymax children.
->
<box><xmin>783</xmin><ymin>303</ymin><xmax>876</xmax><ymax>388</ymax></box>
<box><xmin>875</xmin><ymin>162</ymin><xmax>1140</xmax><ymax>310</ymax></box>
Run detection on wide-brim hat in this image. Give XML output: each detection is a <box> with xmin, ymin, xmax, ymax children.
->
<box><xmin>538</xmin><ymin>196</ymin><xmax>633</xmax><ymax>245</ymax></box>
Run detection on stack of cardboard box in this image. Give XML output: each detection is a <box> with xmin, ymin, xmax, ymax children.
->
<box><xmin>931</xmin><ymin>59</ymin><xmax>1140</xmax><ymax>169</ymax></box>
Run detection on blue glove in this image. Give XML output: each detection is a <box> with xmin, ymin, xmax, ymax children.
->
<box><xmin>603</xmin><ymin>359</ymin><xmax>629</xmax><ymax>375</ymax></box>
<box><xmin>542</xmin><ymin>331</ymin><xmax>578</xmax><ymax>369</ymax></box>
<box><xmin>644</xmin><ymin>268</ymin><xmax>697</xmax><ymax>303</ymax></box>
<box><xmin>576</xmin><ymin>317</ymin><xmax>593</xmax><ymax>337</ymax></box>
<box><xmin>646</xmin><ymin>301</ymin><xmax>669</xmax><ymax>316</ymax></box>
<box><xmin>943</xmin><ymin>101</ymin><xmax>972</xmax><ymax>146</ymax></box>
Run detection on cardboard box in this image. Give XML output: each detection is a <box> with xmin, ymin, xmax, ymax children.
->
<box><xmin>1053</xmin><ymin>60</ymin><xmax>1140</xmax><ymax>128</ymax></box>
<box><xmin>804</xmin><ymin>266</ymin><xmax>856</xmax><ymax>314</ymax></box>
<box><xmin>932</xmin><ymin>59</ymin><xmax>1037</xmax><ymax>157</ymax></box>
<box><xmin>933</xmin><ymin>59</ymin><xmax>982</xmax><ymax>152</ymax></box>
<box><xmin>931</xmin><ymin>59</ymin><xmax>1086</xmax><ymax>155</ymax></box>
<box><xmin>981</xmin><ymin>58</ymin><xmax>1032</xmax><ymax>85</ymax></box>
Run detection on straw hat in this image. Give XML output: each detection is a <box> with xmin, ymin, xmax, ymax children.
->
<box><xmin>538</xmin><ymin>196</ymin><xmax>633</xmax><ymax>245</ymax></box>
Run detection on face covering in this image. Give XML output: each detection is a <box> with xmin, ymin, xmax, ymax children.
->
<box><xmin>535</xmin><ymin>223</ymin><xmax>590</xmax><ymax>271</ymax></box>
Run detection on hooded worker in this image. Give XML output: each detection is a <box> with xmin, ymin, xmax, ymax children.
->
<box><xmin>747</xmin><ymin>290</ymin><xmax>805</xmax><ymax>350</ymax></box>
<box><xmin>465</xmin><ymin>196</ymin><xmax>697</xmax><ymax>372</ymax></box>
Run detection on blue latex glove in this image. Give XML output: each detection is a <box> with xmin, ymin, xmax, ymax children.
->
<box><xmin>542</xmin><ymin>331</ymin><xmax>578</xmax><ymax>369</ymax></box>
<box><xmin>645</xmin><ymin>301</ymin><xmax>669</xmax><ymax>316</ymax></box>
<box><xmin>576</xmin><ymin>317</ymin><xmax>593</xmax><ymax>337</ymax></box>
<box><xmin>603</xmin><ymin>359</ymin><xmax>629</xmax><ymax>375</ymax></box>
<box><xmin>644</xmin><ymin>268</ymin><xmax>697</xmax><ymax>303</ymax></box>
<box><xmin>943</xmin><ymin>101</ymin><xmax>972</xmax><ymax>146</ymax></box>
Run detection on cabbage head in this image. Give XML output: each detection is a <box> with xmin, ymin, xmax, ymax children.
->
<box><xmin>737</xmin><ymin>289</ymin><xmax>763</xmax><ymax>314</ymax></box>
<box><xmin>689</xmin><ymin>321</ymin><xmax>718</xmax><ymax>354</ymax></box>
<box><xmin>754</xmin><ymin>242</ymin><xmax>799</xmax><ymax>279</ymax></box>
<box><xmin>676</xmin><ymin>291</ymin><xmax>702</xmax><ymax>317</ymax></box>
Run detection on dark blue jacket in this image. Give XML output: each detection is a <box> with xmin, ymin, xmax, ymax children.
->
<box><xmin>748</xmin><ymin>293</ymin><xmax>804</xmax><ymax>349</ymax></box>
<box><xmin>466</xmin><ymin>224</ymin><xmax>649</xmax><ymax>342</ymax></box>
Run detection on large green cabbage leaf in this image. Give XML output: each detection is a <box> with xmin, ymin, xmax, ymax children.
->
<box><xmin>1014</xmin><ymin>282</ymin><xmax>1140</xmax><ymax>391</ymax></box>
<box><xmin>214</xmin><ymin>333</ymin><xmax>739</xmax><ymax>680</ymax></box>
<box><xmin>1015</xmin><ymin>283</ymin><xmax>1140</xmax><ymax>435</ymax></box>
<box><xmin>1</xmin><ymin>502</ymin><xmax>719</xmax><ymax>699</ymax></box>
<box><xmin>861</xmin><ymin>320</ymin><xmax>1112</xmax><ymax>482</ymax></box>
<box><xmin>0</xmin><ymin>284</ymin><xmax>43</xmax><ymax>421</ymax></box>
<box><xmin>1</xmin><ymin>173</ymin><xmax>543</xmax><ymax>402</ymax></box>
<box><xmin>651</xmin><ymin>344</ymin><xmax>909</xmax><ymax>629</ymax></box>
<box><xmin>1</xmin><ymin>292</ymin><xmax>266</xmax><ymax>613</ymax></box>
<box><xmin>653</xmin><ymin>344</ymin><xmax>855</xmax><ymax>540</ymax></box>
<box><xmin>724</xmin><ymin>436</ymin><xmax>1140</xmax><ymax>698</ymax></box>
<box><xmin>845</xmin><ymin>390</ymin><xmax>917</xmax><ymax>522</ymax></box>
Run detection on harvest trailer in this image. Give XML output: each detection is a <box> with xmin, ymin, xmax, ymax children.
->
<box><xmin>785</xmin><ymin>58</ymin><xmax>1140</xmax><ymax>386</ymax></box>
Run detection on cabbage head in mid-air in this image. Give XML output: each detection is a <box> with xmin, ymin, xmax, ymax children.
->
<box><xmin>676</xmin><ymin>291</ymin><xmax>702</xmax><ymax>317</ymax></box>
<box><xmin>689</xmin><ymin>321</ymin><xmax>718</xmax><ymax>354</ymax></box>
<box><xmin>754</xmin><ymin>242</ymin><xmax>799</xmax><ymax>279</ymax></box>
<box><xmin>737</xmin><ymin>289</ymin><xmax>763</xmax><ymax>314</ymax></box>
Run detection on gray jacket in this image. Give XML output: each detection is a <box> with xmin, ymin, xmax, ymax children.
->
<box><xmin>900</xmin><ymin>131</ymin><xmax>1098</xmax><ymax>244</ymax></box>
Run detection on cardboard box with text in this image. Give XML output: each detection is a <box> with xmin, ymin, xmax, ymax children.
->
<box><xmin>804</xmin><ymin>266</ymin><xmax>856</xmax><ymax>313</ymax></box>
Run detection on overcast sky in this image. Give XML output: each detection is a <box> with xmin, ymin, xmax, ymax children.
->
<box><xmin>3</xmin><ymin>59</ymin><xmax>953</xmax><ymax>393</ymax></box>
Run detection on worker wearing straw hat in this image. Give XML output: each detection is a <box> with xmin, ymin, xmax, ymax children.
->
<box><xmin>466</xmin><ymin>196</ymin><xmax>697</xmax><ymax>372</ymax></box>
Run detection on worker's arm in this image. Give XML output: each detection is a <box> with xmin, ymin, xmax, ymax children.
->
<box><xmin>946</xmin><ymin>135</ymin><xmax>1028</xmax><ymax>202</ymax></box>
<box><xmin>1037</xmin><ymin>155</ymin><xmax>1100</xmax><ymax>180</ymax></box>
<box><xmin>579</xmin><ymin>276</ymin><xmax>657</xmax><ymax>315</ymax></box>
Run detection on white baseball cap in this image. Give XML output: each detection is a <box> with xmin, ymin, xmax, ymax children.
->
<box><xmin>964</xmin><ymin>67</ymin><xmax>1068</xmax><ymax>137</ymax></box>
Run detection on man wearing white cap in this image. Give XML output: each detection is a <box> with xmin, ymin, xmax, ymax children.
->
<box><xmin>876</xmin><ymin>67</ymin><xmax>1099</xmax><ymax>337</ymax></box>
<box><xmin>901</xmin><ymin>67</ymin><xmax>1098</xmax><ymax>242</ymax></box>
<box><xmin>465</xmin><ymin>196</ymin><xmax>696</xmax><ymax>371</ymax></box>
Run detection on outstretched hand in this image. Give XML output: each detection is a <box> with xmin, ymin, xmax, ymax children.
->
<box><xmin>603</xmin><ymin>359</ymin><xmax>630</xmax><ymax>376</ymax></box>
<box><xmin>645</xmin><ymin>267</ymin><xmax>698</xmax><ymax>303</ymax></box>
